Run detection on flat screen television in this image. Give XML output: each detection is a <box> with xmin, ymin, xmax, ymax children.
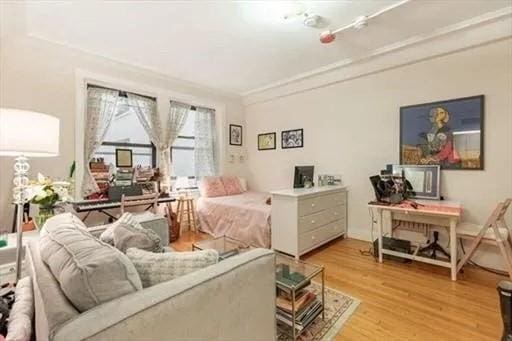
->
<box><xmin>294</xmin><ymin>166</ymin><xmax>314</xmax><ymax>188</ymax></box>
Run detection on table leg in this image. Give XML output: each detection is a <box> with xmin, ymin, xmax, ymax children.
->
<box><xmin>190</xmin><ymin>199</ymin><xmax>197</xmax><ymax>232</ymax></box>
<box><xmin>82</xmin><ymin>211</ymin><xmax>91</xmax><ymax>222</ymax></box>
<box><xmin>378</xmin><ymin>208</ymin><xmax>383</xmax><ymax>263</ymax></box>
<box><xmin>450</xmin><ymin>218</ymin><xmax>457</xmax><ymax>281</ymax></box>
<box><xmin>186</xmin><ymin>200</ymin><xmax>192</xmax><ymax>232</ymax></box>
<box><xmin>321</xmin><ymin>268</ymin><xmax>325</xmax><ymax>320</ymax></box>
<box><xmin>292</xmin><ymin>288</ymin><xmax>296</xmax><ymax>341</ymax></box>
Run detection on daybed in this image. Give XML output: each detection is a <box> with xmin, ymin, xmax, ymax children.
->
<box><xmin>196</xmin><ymin>177</ymin><xmax>271</xmax><ymax>248</ymax></box>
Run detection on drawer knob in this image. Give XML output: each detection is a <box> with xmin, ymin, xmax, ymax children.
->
<box><xmin>334</xmin><ymin>212</ymin><xmax>338</xmax><ymax>216</ymax></box>
<box><xmin>311</xmin><ymin>220</ymin><xmax>315</xmax><ymax>224</ymax></box>
<box><xmin>312</xmin><ymin>236</ymin><xmax>316</xmax><ymax>240</ymax></box>
<box><xmin>311</xmin><ymin>203</ymin><xmax>315</xmax><ymax>207</ymax></box>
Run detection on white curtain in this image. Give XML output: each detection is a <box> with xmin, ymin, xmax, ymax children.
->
<box><xmin>127</xmin><ymin>94</ymin><xmax>190</xmax><ymax>191</ymax></box>
<box><xmin>166</xmin><ymin>101</ymin><xmax>191</xmax><ymax>185</ymax></box>
<box><xmin>82</xmin><ymin>87</ymin><xmax>119</xmax><ymax>196</ymax></box>
<box><xmin>194</xmin><ymin>106</ymin><xmax>217</xmax><ymax>178</ymax></box>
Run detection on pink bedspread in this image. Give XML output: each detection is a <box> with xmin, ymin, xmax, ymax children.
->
<box><xmin>196</xmin><ymin>191</ymin><xmax>271</xmax><ymax>248</ymax></box>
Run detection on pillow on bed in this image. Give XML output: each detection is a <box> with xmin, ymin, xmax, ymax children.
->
<box><xmin>222</xmin><ymin>176</ymin><xmax>244</xmax><ymax>195</ymax></box>
<box><xmin>238</xmin><ymin>177</ymin><xmax>248</xmax><ymax>192</ymax></box>
<box><xmin>201</xmin><ymin>176</ymin><xmax>227</xmax><ymax>197</ymax></box>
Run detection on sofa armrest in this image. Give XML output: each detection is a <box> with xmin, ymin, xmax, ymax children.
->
<box><xmin>53</xmin><ymin>249</ymin><xmax>276</xmax><ymax>341</ymax></box>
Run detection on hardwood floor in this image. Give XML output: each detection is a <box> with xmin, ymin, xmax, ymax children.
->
<box><xmin>171</xmin><ymin>232</ymin><xmax>505</xmax><ymax>340</ymax></box>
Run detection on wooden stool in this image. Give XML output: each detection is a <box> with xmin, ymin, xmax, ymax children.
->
<box><xmin>176</xmin><ymin>197</ymin><xmax>197</xmax><ymax>233</ymax></box>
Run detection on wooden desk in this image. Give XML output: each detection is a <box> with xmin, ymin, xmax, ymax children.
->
<box><xmin>368</xmin><ymin>200</ymin><xmax>462</xmax><ymax>281</ymax></box>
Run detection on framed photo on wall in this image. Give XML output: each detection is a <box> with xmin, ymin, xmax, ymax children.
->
<box><xmin>281</xmin><ymin>128</ymin><xmax>303</xmax><ymax>149</ymax></box>
<box><xmin>258</xmin><ymin>132</ymin><xmax>276</xmax><ymax>151</ymax></box>
<box><xmin>229</xmin><ymin>124</ymin><xmax>242</xmax><ymax>146</ymax></box>
<box><xmin>400</xmin><ymin>95</ymin><xmax>484</xmax><ymax>170</ymax></box>
<box><xmin>392</xmin><ymin>164</ymin><xmax>440</xmax><ymax>199</ymax></box>
<box><xmin>115</xmin><ymin>148</ymin><xmax>133</xmax><ymax>168</ymax></box>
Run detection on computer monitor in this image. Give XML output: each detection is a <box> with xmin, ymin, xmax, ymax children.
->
<box><xmin>294</xmin><ymin>166</ymin><xmax>314</xmax><ymax>188</ymax></box>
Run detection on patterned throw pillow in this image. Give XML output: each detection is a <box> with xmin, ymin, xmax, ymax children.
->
<box><xmin>221</xmin><ymin>176</ymin><xmax>243</xmax><ymax>195</ymax></box>
<box><xmin>6</xmin><ymin>277</ymin><xmax>33</xmax><ymax>341</ymax></box>
<box><xmin>200</xmin><ymin>176</ymin><xmax>227</xmax><ymax>197</ymax></box>
<box><xmin>126</xmin><ymin>248</ymin><xmax>219</xmax><ymax>287</ymax></box>
<box><xmin>111</xmin><ymin>213</ymin><xmax>162</xmax><ymax>253</ymax></box>
<box><xmin>100</xmin><ymin>212</ymin><xmax>138</xmax><ymax>245</ymax></box>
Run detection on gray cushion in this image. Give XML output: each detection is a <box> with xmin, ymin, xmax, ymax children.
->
<box><xmin>108</xmin><ymin>213</ymin><xmax>162</xmax><ymax>253</ymax></box>
<box><xmin>39</xmin><ymin>218</ymin><xmax>143</xmax><ymax>312</ymax></box>
<box><xmin>126</xmin><ymin>248</ymin><xmax>219</xmax><ymax>288</ymax></box>
<box><xmin>41</xmin><ymin>212</ymin><xmax>87</xmax><ymax>235</ymax></box>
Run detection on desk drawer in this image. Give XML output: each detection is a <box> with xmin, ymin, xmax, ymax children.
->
<box><xmin>298</xmin><ymin>220</ymin><xmax>344</xmax><ymax>252</ymax></box>
<box><xmin>298</xmin><ymin>205</ymin><xmax>345</xmax><ymax>233</ymax></box>
<box><xmin>298</xmin><ymin>191</ymin><xmax>346</xmax><ymax>216</ymax></box>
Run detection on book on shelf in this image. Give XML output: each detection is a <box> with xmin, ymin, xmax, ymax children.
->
<box><xmin>276</xmin><ymin>264</ymin><xmax>311</xmax><ymax>293</ymax></box>
<box><xmin>276</xmin><ymin>299</ymin><xmax>323</xmax><ymax>332</ymax></box>
<box><xmin>276</xmin><ymin>290</ymin><xmax>316</xmax><ymax>313</ymax></box>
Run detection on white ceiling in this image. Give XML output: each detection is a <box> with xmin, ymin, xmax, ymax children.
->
<box><xmin>21</xmin><ymin>0</ymin><xmax>512</xmax><ymax>95</ymax></box>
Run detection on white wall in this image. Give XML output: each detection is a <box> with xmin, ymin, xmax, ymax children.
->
<box><xmin>245</xmin><ymin>39</ymin><xmax>512</xmax><ymax>269</ymax></box>
<box><xmin>0</xmin><ymin>3</ymin><xmax>247</xmax><ymax>230</ymax></box>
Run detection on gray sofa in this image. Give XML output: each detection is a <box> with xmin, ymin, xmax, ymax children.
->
<box><xmin>25</xmin><ymin>215</ymin><xmax>277</xmax><ymax>341</ymax></box>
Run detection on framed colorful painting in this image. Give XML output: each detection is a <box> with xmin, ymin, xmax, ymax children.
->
<box><xmin>400</xmin><ymin>95</ymin><xmax>484</xmax><ymax>170</ymax></box>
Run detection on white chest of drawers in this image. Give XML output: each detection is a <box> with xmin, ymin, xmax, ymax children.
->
<box><xmin>271</xmin><ymin>186</ymin><xmax>347</xmax><ymax>259</ymax></box>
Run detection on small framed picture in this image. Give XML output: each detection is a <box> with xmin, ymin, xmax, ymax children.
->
<box><xmin>392</xmin><ymin>164</ymin><xmax>441</xmax><ymax>199</ymax></box>
<box><xmin>229</xmin><ymin>124</ymin><xmax>243</xmax><ymax>146</ymax></box>
<box><xmin>116</xmin><ymin>148</ymin><xmax>133</xmax><ymax>168</ymax></box>
<box><xmin>258</xmin><ymin>132</ymin><xmax>276</xmax><ymax>151</ymax></box>
<box><xmin>282</xmin><ymin>129</ymin><xmax>303</xmax><ymax>149</ymax></box>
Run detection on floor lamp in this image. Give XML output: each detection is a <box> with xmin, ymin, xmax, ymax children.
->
<box><xmin>0</xmin><ymin>108</ymin><xmax>59</xmax><ymax>282</ymax></box>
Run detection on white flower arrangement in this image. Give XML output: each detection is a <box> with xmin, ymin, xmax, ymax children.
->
<box><xmin>28</xmin><ymin>173</ymin><xmax>72</xmax><ymax>207</ymax></box>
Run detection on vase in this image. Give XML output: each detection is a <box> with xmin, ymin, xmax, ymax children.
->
<box><xmin>36</xmin><ymin>205</ymin><xmax>55</xmax><ymax>229</ymax></box>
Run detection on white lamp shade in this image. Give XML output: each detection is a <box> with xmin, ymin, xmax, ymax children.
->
<box><xmin>0</xmin><ymin>108</ymin><xmax>60</xmax><ymax>157</ymax></box>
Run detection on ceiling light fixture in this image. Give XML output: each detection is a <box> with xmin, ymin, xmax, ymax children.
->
<box><xmin>319</xmin><ymin>0</ymin><xmax>410</xmax><ymax>44</ymax></box>
<box><xmin>303</xmin><ymin>14</ymin><xmax>321</xmax><ymax>28</ymax></box>
<box><xmin>284</xmin><ymin>10</ymin><xmax>323</xmax><ymax>29</ymax></box>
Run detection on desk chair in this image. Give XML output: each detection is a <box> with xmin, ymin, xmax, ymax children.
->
<box><xmin>457</xmin><ymin>199</ymin><xmax>512</xmax><ymax>279</ymax></box>
<box><xmin>120</xmin><ymin>193</ymin><xmax>159</xmax><ymax>214</ymax></box>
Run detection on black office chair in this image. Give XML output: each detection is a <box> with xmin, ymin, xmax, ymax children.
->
<box><xmin>499</xmin><ymin>280</ymin><xmax>512</xmax><ymax>341</ymax></box>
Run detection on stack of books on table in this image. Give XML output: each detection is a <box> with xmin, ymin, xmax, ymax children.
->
<box><xmin>90</xmin><ymin>160</ymin><xmax>110</xmax><ymax>193</ymax></box>
<box><xmin>115</xmin><ymin>168</ymin><xmax>134</xmax><ymax>186</ymax></box>
<box><xmin>276</xmin><ymin>288</ymin><xmax>323</xmax><ymax>332</ymax></box>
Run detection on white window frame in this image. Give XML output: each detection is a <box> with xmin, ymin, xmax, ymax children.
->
<box><xmin>74</xmin><ymin>69</ymin><xmax>227</xmax><ymax>199</ymax></box>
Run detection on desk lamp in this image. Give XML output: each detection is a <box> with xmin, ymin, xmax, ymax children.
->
<box><xmin>0</xmin><ymin>108</ymin><xmax>59</xmax><ymax>281</ymax></box>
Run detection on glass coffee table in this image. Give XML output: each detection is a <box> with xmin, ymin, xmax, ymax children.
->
<box><xmin>275</xmin><ymin>253</ymin><xmax>325</xmax><ymax>341</ymax></box>
<box><xmin>192</xmin><ymin>236</ymin><xmax>253</xmax><ymax>260</ymax></box>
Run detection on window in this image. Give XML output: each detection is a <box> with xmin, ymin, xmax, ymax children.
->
<box><xmin>94</xmin><ymin>95</ymin><xmax>156</xmax><ymax>167</ymax></box>
<box><xmin>171</xmin><ymin>110</ymin><xmax>195</xmax><ymax>178</ymax></box>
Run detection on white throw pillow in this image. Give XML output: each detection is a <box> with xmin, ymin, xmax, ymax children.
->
<box><xmin>238</xmin><ymin>177</ymin><xmax>248</xmax><ymax>192</ymax></box>
<box><xmin>126</xmin><ymin>248</ymin><xmax>219</xmax><ymax>287</ymax></box>
<box><xmin>100</xmin><ymin>212</ymin><xmax>138</xmax><ymax>245</ymax></box>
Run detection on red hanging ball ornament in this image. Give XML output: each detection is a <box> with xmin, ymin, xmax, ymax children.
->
<box><xmin>319</xmin><ymin>31</ymin><xmax>336</xmax><ymax>44</ymax></box>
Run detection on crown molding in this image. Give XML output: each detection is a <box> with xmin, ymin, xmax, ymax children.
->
<box><xmin>22</xmin><ymin>32</ymin><xmax>242</xmax><ymax>100</ymax></box>
<box><xmin>243</xmin><ymin>6</ymin><xmax>512</xmax><ymax>106</ymax></box>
